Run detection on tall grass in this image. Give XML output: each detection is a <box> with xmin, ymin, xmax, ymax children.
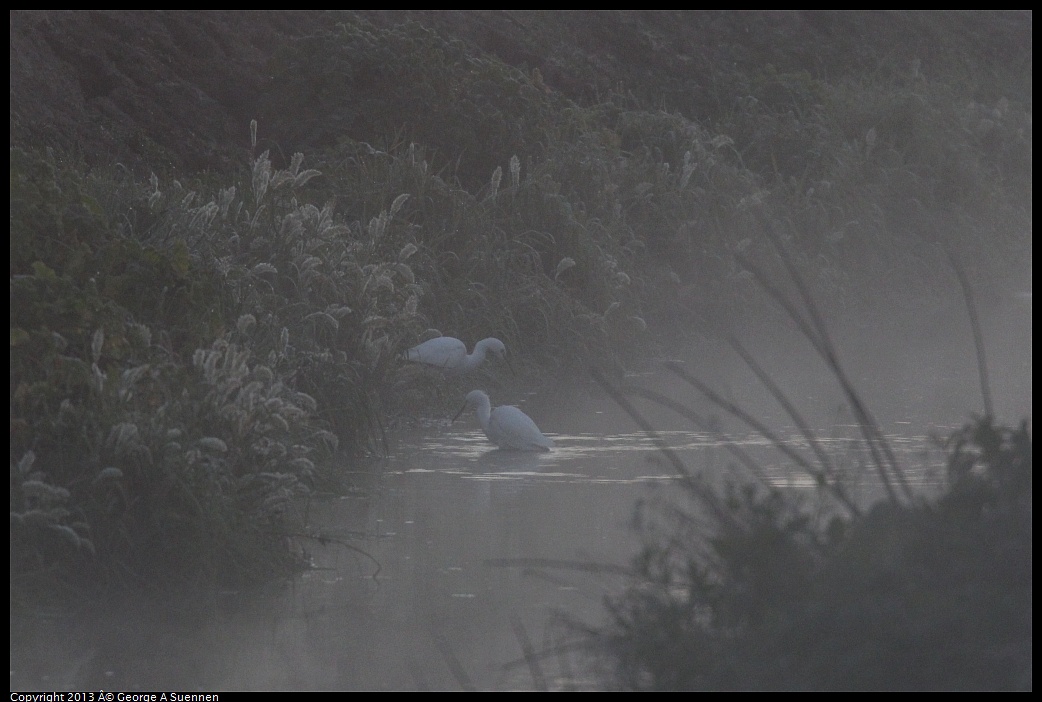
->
<box><xmin>584</xmin><ymin>218</ymin><xmax>1031</xmax><ymax>690</ymax></box>
<box><xmin>10</xmin><ymin>10</ymin><xmax>1029</xmax><ymax>627</ymax></box>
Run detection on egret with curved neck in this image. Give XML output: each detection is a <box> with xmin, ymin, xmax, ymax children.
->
<box><xmin>404</xmin><ymin>336</ymin><xmax>511</xmax><ymax>375</ymax></box>
<box><xmin>453</xmin><ymin>389</ymin><xmax>553</xmax><ymax>451</ymax></box>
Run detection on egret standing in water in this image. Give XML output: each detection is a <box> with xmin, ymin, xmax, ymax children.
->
<box><xmin>404</xmin><ymin>336</ymin><xmax>512</xmax><ymax>375</ymax></box>
<box><xmin>453</xmin><ymin>389</ymin><xmax>553</xmax><ymax>451</ymax></box>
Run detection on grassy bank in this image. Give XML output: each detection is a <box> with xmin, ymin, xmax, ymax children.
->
<box><xmin>10</xmin><ymin>12</ymin><xmax>1030</xmax><ymax>621</ymax></box>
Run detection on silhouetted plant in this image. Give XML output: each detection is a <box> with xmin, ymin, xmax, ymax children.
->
<box><xmin>588</xmin><ymin>218</ymin><xmax>1031</xmax><ymax>690</ymax></box>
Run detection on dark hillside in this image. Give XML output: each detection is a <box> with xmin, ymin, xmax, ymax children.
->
<box><xmin>10</xmin><ymin>11</ymin><xmax>1031</xmax><ymax>175</ymax></box>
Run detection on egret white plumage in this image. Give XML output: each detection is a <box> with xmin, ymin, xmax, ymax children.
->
<box><xmin>404</xmin><ymin>336</ymin><xmax>512</xmax><ymax>375</ymax></box>
<box><xmin>453</xmin><ymin>389</ymin><xmax>553</xmax><ymax>452</ymax></box>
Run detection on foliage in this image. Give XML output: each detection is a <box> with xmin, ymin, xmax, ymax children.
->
<box><xmin>593</xmin><ymin>412</ymin><xmax>1031</xmax><ymax>691</ymax></box>
<box><xmin>261</xmin><ymin>16</ymin><xmax>568</xmax><ymax>192</ymax></box>
<box><xmin>587</xmin><ymin>200</ymin><xmax>1030</xmax><ymax>689</ymax></box>
<box><xmin>315</xmin><ymin>137</ymin><xmax>655</xmax><ymax>381</ymax></box>
<box><xmin>255</xmin><ymin>12</ymin><xmax>1030</xmax><ymax>339</ymax></box>
<box><xmin>9</xmin><ymin>11</ymin><xmax>1030</xmax><ymax>623</ymax></box>
<box><xmin>9</xmin><ymin>146</ymin><xmax>416</xmax><ymax>601</ymax></box>
<box><xmin>587</xmin><ymin>224</ymin><xmax>1031</xmax><ymax>689</ymax></box>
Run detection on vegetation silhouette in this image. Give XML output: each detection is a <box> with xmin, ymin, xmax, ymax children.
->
<box><xmin>585</xmin><ymin>218</ymin><xmax>1031</xmax><ymax>691</ymax></box>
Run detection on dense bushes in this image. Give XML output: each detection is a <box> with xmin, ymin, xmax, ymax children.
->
<box><xmin>10</xmin><ymin>13</ymin><xmax>1030</xmax><ymax>625</ymax></box>
<box><xmin>594</xmin><ymin>416</ymin><xmax>1031</xmax><ymax>690</ymax></box>
<box><xmin>11</xmin><ymin>149</ymin><xmax>353</xmax><ymax>599</ymax></box>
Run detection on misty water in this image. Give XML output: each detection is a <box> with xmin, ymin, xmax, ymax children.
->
<box><xmin>14</xmin><ymin>299</ymin><xmax>1031</xmax><ymax>691</ymax></box>
<box><xmin>13</xmin><ymin>378</ymin><xmax>973</xmax><ymax>692</ymax></box>
<box><xmin>271</xmin><ymin>412</ymin><xmax>948</xmax><ymax>691</ymax></box>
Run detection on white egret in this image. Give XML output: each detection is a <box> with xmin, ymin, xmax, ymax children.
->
<box><xmin>404</xmin><ymin>336</ymin><xmax>512</xmax><ymax>375</ymax></box>
<box><xmin>453</xmin><ymin>390</ymin><xmax>553</xmax><ymax>452</ymax></box>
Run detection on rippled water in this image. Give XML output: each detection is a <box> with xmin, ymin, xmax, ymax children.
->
<box><xmin>208</xmin><ymin>411</ymin><xmax>950</xmax><ymax>691</ymax></box>
<box><xmin>12</xmin><ymin>399</ymin><xmax>956</xmax><ymax>692</ymax></box>
<box><xmin>13</xmin><ymin>288</ymin><xmax>1029</xmax><ymax>690</ymax></box>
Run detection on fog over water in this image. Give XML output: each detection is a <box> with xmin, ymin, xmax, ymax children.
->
<box><xmin>12</xmin><ymin>276</ymin><xmax>1030</xmax><ymax>691</ymax></box>
<box><xmin>8</xmin><ymin>8</ymin><xmax>1031</xmax><ymax>692</ymax></box>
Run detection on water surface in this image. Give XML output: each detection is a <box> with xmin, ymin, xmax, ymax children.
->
<box><xmin>11</xmin><ymin>384</ymin><xmax>956</xmax><ymax>691</ymax></box>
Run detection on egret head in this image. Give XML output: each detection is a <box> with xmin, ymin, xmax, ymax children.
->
<box><xmin>452</xmin><ymin>389</ymin><xmax>488</xmax><ymax>423</ymax></box>
<box><xmin>484</xmin><ymin>338</ymin><xmax>514</xmax><ymax>376</ymax></box>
